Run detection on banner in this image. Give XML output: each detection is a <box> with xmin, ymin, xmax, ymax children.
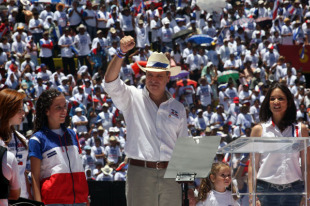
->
<box><xmin>278</xmin><ymin>45</ymin><xmax>310</xmax><ymax>73</ymax></box>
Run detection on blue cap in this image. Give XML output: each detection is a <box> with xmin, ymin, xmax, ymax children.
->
<box><xmin>40</xmin><ymin>63</ymin><xmax>46</xmax><ymax>68</ymax></box>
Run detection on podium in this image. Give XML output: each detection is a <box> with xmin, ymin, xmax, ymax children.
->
<box><xmin>164</xmin><ymin>136</ymin><xmax>221</xmax><ymax>206</ymax></box>
<box><xmin>218</xmin><ymin>137</ymin><xmax>310</xmax><ymax>206</ymax></box>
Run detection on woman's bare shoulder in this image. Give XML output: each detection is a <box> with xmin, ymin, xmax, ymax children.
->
<box><xmin>250</xmin><ymin>124</ymin><xmax>263</xmax><ymax>137</ymax></box>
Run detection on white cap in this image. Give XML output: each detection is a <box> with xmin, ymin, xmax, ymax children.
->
<box><xmin>75</xmin><ymin>107</ymin><xmax>82</xmax><ymax>112</ymax></box>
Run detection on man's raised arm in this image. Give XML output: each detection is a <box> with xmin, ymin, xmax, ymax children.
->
<box><xmin>105</xmin><ymin>36</ymin><xmax>136</xmax><ymax>83</ymax></box>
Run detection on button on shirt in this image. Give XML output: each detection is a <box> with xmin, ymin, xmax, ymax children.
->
<box><xmin>104</xmin><ymin>77</ymin><xmax>188</xmax><ymax>161</ymax></box>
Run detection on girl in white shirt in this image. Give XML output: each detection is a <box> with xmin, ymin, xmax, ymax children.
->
<box><xmin>197</xmin><ymin>162</ymin><xmax>240</xmax><ymax>206</ymax></box>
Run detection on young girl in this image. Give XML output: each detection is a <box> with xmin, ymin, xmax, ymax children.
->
<box><xmin>197</xmin><ymin>162</ymin><xmax>240</xmax><ymax>206</ymax></box>
<box><xmin>29</xmin><ymin>89</ymin><xmax>88</xmax><ymax>205</ymax></box>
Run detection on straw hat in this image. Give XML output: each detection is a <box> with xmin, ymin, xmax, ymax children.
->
<box><xmin>137</xmin><ymin>52</ymin><xmax>181</xmax><ymax>76</ymax></box>
<box><xmin>101</xmin><ymin>165</ymin><xmax>113</xmax><ymax>175</ymax></box>
<box><xmin>56</xmin><ymin>3</ymin><xmax>65</xmax><ymax>10</ymax></box>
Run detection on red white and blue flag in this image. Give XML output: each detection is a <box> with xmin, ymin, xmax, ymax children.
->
<box><xmin>286</xmin><ymin>4</ymin><xmax>295</xmax><ymax>15</ymax></box>
<box><xmin>273</xmin><ymin>0</ymin><xmax>282</xmax><ymax>20</ymax></box>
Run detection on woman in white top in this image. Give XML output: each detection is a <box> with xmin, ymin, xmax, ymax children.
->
<box><xmin>0</xmin><ymin>89</ymin><xmax>26</xmax><ymax>205</ymax></box>
<box><xmin>249</xmin><ymin>82</ymin><xmax>310</xmax><ymax>206</ymax></box>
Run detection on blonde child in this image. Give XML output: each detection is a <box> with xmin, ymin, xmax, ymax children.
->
<box><xmin>197</xmin><ymin>162</ymin><xmax>240</xmax><ymax>206</ymax></box>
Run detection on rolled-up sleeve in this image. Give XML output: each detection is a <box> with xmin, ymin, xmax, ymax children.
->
<box><xmin>104</xmin><ymin>77</ymin><xmax>132</xmax><ymax>112</ymax></box>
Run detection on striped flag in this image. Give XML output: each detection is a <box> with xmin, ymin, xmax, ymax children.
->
<box><xmin>286</xmin><ymin>4</ymin><xmax>295</xmax><ymax>15</ymax></box>
<box><xmin>273</xmin><ymin>0</ymin><xmax>281</xmax><ymax>20</ymax></box>
<box><xmin>300</xmin><ymin>44</ymin><xmax>305</xmax><ymax>59</ymax></box>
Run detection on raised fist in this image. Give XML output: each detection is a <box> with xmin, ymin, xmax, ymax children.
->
<box><xmin>120</xmin><ymin>36</ymin><xmax>135</xmax><ymax>53</ymax></box>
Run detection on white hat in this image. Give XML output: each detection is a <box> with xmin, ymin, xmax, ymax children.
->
<box><xmin>101</xmin><ymin>165</ymin><xmax>113</xmax><ymax>175</ymax></box>
<box><xmin>61</xmin><ymin>76</ymin><xmax>68</xmax><ymax>82</ymax></box>
<box><xmin>164</xmin><ymin>19</ymin><xmax>170</xmax><ymax>25</ymax></box>
<box><xmin>206</xmin><ymin>62</ymin><xmax>213</xmax><ymax>67</ymax></box>
<box><xmin>78</xmin><ymin>65</ymin><xmax>88</xmax><ymax>75</ymax></box>
<box><xmin>254</xmin><ymin>68</ymin><xmax>261</xmax><ymax>73</ymax></box>
<box><xmin>77</xmin><ymin>24</ymin><xmax>86</xmax><ymax>30</ymax></box>
<box><xmin>268</xmin><ymin>43</ymin><xmax>274</xmax><ymax>49</ymax></box>
<box><xmin>20</xmin><ymin>0</ymin><xmax>30</xmax><ymax>6</ymax></box>
<box><xmin>114</xmin><ymin>127</ymin><xmax>120</xmax><ymax>132</ymax></box>
<box><xmin>197</xmin><ymin>109</ymin><xmax>203</xmax><ymax>113</ymax></box>
<box><xmin>75</xmin><ymin>107</ymin><xmax>82</xmax><ymax>112</ymax></box>
<box><xmin>137</xmin><ymin>52</ymin><xmax>181</xmax><ymax>76</ymax></box>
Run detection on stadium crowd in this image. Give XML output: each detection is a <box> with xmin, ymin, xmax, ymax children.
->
<box><xmin>0</xmin><ymin>0</ymin><xmax>310</xmax><ymax>203</ymax></box>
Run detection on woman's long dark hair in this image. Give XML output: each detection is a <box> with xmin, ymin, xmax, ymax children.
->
<box><xmin>259</xmin><ymin>81</ymin><xmax>296</xmax><ymax>130</ymax></box>
<box><xmin>33</xmin><ymin>89</ymin><xmax>62</xmax><ymax>133</ymax></box>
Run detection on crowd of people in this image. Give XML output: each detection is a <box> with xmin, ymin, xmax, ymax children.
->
<box><xmin>1</xmin><ymin>0</ymin><xmax>310</xmax><ymax>205</ymax></box>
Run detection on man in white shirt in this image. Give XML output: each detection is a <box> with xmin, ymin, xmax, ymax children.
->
<box><xmin>119</xmin><ymin>7</ymin><xmax>135</xmax><ymax>38</ymax></box>
<box><xmin>74</xmin><ymin>24</ymin><xmax>92</xmax><ymax>71</ymax></box>
<box><xmin>68</xmin><ymin>1</ymin><xmax>83</xmax><ymax>31</ymax></box>
<box><xmin>39</xmin><ymin>31</ymin><xmax>55</xmax><ymax>73</ymax></box>
<box><xmin>20</xmin><ymin>54</ymin><xmax>35</xmax><ymax>76</ymax></box>
<box><xmin>58</xmin><ymin>28</ymin><xmax>76</xmax><ymax>75</ymax></box>
<box><xmin>104</xmin><ymin>36</ymin><xmax>187</xmax><ymax>206</ymax></box>
<box><xmin>28</xmin><ymin>10</ymin><xmax>43</xmax><ymax>44</ymax></box>
<box><xmin>150</xmin><ymin>14</ymin><xmax>161</xmax><ymax>51</ymax></box>
<box><xmin>72</xmin><ymin>107</ymin><xmax>88</xmax><ymax>134</ymax></box>
<box><xmin>157</xmin><ymin>19</ymin><xmax>174</xmax><ymax>52</ymax></box>
<box><xmin>186</xmin><ymin>46</ymin><xmax>204</xmax><ymax>82</ymax></box>
<box><xmin>82</xmin><ymin>1</ymin><xmax>97</xmax><ymax>39</ymax></box>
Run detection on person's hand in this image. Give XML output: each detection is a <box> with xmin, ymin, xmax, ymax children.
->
<box><xmin>120</xmin><ymin>36</ymin><xmax>135</xmax><ymax>53</ymax></box>
<box><xmin>300</xmin><ymin>197</ymin><xmax>310</xmax><ymax>206</ymax></box>
<box><xmin>249</xmin><ymin>196</ymin><xmax>261</xmax><ymax>206</ymax></box>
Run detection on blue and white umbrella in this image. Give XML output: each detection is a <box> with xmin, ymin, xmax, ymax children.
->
<box><xmin>32</xmin><ymin>0</ymin><xmax>61</xmax><ymax>3</ymax></box>
<box><xmin>187</xmin><ymin>34</ymin><xmax>214</xmax><ymax>45</ymax></box>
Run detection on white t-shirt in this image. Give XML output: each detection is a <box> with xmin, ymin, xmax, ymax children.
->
<box><xmin>58</xmin><ymin>35</ymin><xmax>74</xmax><ymax>57</ymax></box>
<box><xmin>158</xmin><ymin>27</ymin><xmax>173</xmax><ymax>43</ymax></box>
<box><xmin>91</xmin><ymin>145</ymin><xmax>105</xmax><ymax>165</ymax></box>
<box><xmin>135</xmin><ymin>25</ymin><xmax>150</xmax><ymax>48</ymax></box>
<box><xmin>104</xmin><ymin>145</ymin><xmax>121</xmax><ymax>164</ymax></box>
<box><xmin>196</xmin><ymin>190</ymin><xmax>240</xmax><ymax>206</ymax></box>
<box><xmin>0</xmin><ymin>149</ymin><xmax>20</xmax><ymax>206</ymax></box>
<box><xmin>68</xmin><ymin>7</ymin><xmax>82</xmax><ymax>26</ymax></box>
<box><xmin>7</xmin><ymin>132</ymin><xmax>28</xmax><ymax>198</ymax></box>
<box><xmin>120</xmin><ymin>14</ymin><xmax>134</xmax><ymax>31</ymax></box>
<box><xmin>53</xmin><ymin>10</ymin><xmax>67</xmax><ymax>27</ymax></box>
<box><xmin>74</xmin><ymin>33</ymin><xmax>91</xmax><ymax>56</ymax></box>
<box><xmin>72</xmin><ymin>115</ymin><xmax>88</xmax><ymax>133</ymax></box>
<box><xmin>83</xmin><ymin>9</ymin><xmax>96</xmax><ymax>27</ymax></box>
<box><xmin>11</xmin><ymin>41</ymin><xmax>26</xmax><ymax>55</ymax></box>
<box><xmin>97</xmin><ymin>10</ymin><xmax>109</xmax><ymax>28</ymax></box>
<box><xmin>196</xmin><ymin>85</ymin><xmax>212</xmax><ymax>106</ymax></box>
<box><xmin>39</xmin><ymin>38</ymin><xmax>53</xmax><ymax>57</ymax></box>
<box><xmin>28</xmin><ymin>18</ymin><xmax>44</xmax><ymax>34</ymax></box>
